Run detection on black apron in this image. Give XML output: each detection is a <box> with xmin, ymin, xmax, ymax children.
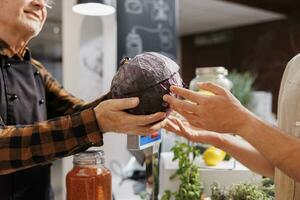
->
<box><xmin>0</xmin><ymin>53</ymin><xmax>54</xmax><ymax>200</ymax></box>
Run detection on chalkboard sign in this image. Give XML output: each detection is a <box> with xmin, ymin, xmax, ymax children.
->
<box><xmin>117</xmin><ymin>0</ymin><xmax>178</xmax><ymax>62</ymax></box>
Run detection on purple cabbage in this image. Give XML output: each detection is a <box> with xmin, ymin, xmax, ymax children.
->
<box><xmin>111</xmin><ymin>52</ymin><xmax>183</xmax><ymax>115</ymax></box>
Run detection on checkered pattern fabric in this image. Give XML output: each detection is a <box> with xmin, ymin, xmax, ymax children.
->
<box><xmin>0</xmin><ymin>51</ymin><xmax>108</xmax><ymax>175</ymax></box>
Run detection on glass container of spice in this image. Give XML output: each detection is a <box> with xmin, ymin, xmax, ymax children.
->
<box><xmin>66</xmin><ymin>150</ymin><xmax>112</xmax><ymax>200</ymax></box>
<box><xmin>189</xmin><ymin>66</ymin><xmax>232</xmax><ymax>91</ymax></box>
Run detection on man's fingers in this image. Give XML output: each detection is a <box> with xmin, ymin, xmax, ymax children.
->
<box><xmin>109</xmin><ymin>97</ymin><xmax>140</xmax><ymax>110</ymax></box>
<box><xmin>169</xmin><ymin>86</ymin><xmax>204</xmax><ymax>104</ymax></box>
<box><xmin>197</xmin><ymin>82</ymin><xmax>226</xmax><ymax>95</ymax></box>
<box><xmin>128</xmin><ymin>112</ymin><xmax>166</xmax><ymax>126</ymax></box>
<box><xmin>132</xmin><ymin>125</ymin><xmax>160</xmax><ymax>136</ymax></box>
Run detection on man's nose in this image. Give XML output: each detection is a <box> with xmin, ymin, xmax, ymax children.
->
<box><xmin>31</xmin><ymin>0</ymin><xmax>47</xmax><ymax>9</ymax></box>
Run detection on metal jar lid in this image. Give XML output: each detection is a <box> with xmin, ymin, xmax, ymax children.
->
<box><xmin>195</xmin><ymin>67</ymin><xmax>228</xmax><ymax>76</ymax></box>
<box><xmin>73</xmin><ymin>150</ymin><xmax>105</xmax><ymax>166</ymax></box>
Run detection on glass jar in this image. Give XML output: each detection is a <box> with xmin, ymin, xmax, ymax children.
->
<box><xmin>66</xmin><ymin>151</ymin><xmax>112</xmax><ymax>200</ymax></box>
<box><xmin>189</xmin><ymin>67</ymin><xmax>232</xmax><ymax>91</ymax></box>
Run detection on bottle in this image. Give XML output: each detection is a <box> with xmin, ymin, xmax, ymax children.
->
<box><xmin>189</xmin><ymin>67</ymin><xmax>232</xmax><ymax>92</ymax></box>
<box><xmin>66</xmin><ymin>151</ymin><xmax>112</xmax><ymax>200</ymax></box>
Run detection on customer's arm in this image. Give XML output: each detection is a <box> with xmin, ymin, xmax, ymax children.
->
<box><xmin>164</xmin><ymin>83</ymin><xmax>300</xmax><ymax>181</ymax></box>
<box><xmin>238</xmin><ymin>114</ymin><xmax>300</xmax><ymax>181</ymax></box>
<box><xmin>165</xmin><ymin>118</ymin><xmax>274</xmax><ymax>178</ymax></box>
<box><xmin>220</xmin><ymin>134</ymin><xmax>274</xmax><ymax>178</ymax></box>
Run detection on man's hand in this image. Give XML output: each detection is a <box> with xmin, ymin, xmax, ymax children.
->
<box><xmin>94</xmin><ymin>97</ymin><xmax>166</xmax><ymax>135</ymax></box>
<box><xmin>163</xmin><ymin>82</ymin><xmax>253</xmax><ymax>134</ymax></box>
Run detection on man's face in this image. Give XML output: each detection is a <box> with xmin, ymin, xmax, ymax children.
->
<box><xmin>0</xmin><ymin>0</ymin><xmax>48</xmax><ymax>38</ymax></box>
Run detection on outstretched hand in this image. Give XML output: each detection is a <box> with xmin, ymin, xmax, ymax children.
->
<box><xmin>163</xmin><ymin>82</ymin><xmax>252</xmax><ymax>134</ymax></box>
<box><xmin>164</xmin><ymin>116</ymin><xmax>223</xmax><ymax>146</ymax></box>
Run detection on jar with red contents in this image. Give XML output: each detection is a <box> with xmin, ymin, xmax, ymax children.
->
<box><xmin>66</xmin><ymin>150</ymin><xmax>112</xmax><ymax>200</ymax></box>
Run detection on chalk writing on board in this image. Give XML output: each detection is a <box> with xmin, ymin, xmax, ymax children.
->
<box><xmin>125</xmin><ymin>0</ymin><xmax>143</xmax><ymax>15</ymax></box>
<box><xmin>126</xmin><ymin>24</ymin><xmax>173</xmax><ymax>58</ymax></box>
<box><xmin>150</xmin><ymin>0</ymin><xmax>173</xmax><ymax>26</ymax></box>
<box><xmin>125</xmin><ymin>0</ymin><xmax>173</xmax><ymax>26</ymax></box>
<box><xmin>118</xmin><ymin>0</ymin><xmax>177</xmax><ymax>62</ymax></box>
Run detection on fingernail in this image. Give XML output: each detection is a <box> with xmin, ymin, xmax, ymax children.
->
<box><xmin>197</xmin><ymin>82</ymin><xmax>204</xmax><ymax>87</ymax></box>
<box><xmin>161</xmin><ymin>113</ymin><xmax>167</xmax><ymax>118</ymax></box>
<box><xmin>152</xmin><ymin>123</ymin><xmax>162</xmax><ymax>131</ymax></box>
<box><xmin>155</xmin><ymin>112</ymin><xmax>165</xmax><ymax>119</ymax></box>
<box><xmin>131</xmin><ymin>97</ymin><xmax>139</xmax><ymax>104</ymax></box>
<box><xmin>163</xmin><ymin>95</ymin><xmax>169</xmax><ymax>101</ymax></box>
<box><xmin>170</xmin><ymin>86</ymin><xmax>176</xmax><ymax>92</ymax></box>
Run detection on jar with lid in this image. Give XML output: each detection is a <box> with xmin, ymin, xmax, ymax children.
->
<box><xmin>66</xmin><ymin>150</ymin><xmax>112</xmax><ymax>200</ymax></box>
<box><xmin>189</xmin><ymin>67</ymin><xmax>232</xmax><ymax>91</ymax></box>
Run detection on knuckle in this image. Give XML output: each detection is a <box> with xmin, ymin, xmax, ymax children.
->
<box><xmin>98</xmin><ymin>101</ymin><xmax>108</xmax><ymax>110</ymax></box>
<box><xmin>178</xmin><ymin>103</ymin><xmax>185</xmax><ymax>110</ymax></box>
<box><xmin>219</xmin><ymin>87</ymin><xmax>226</xmax><ymax>94</ymax></box>
<box><xmin>199</xmin><ymin>99</ymin><xmax>208</xmax><ymax>107</ymax></box>
<box><xmin>187</xmin><ymin>93</ymin><xmax>194</xmax><ymax>99</ymax></box>
<box><xmin>206</xmin><ymin>82</ymin><xmax>213</xmax><ymax>87</ymax></box>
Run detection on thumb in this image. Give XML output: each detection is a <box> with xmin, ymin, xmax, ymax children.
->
<box><xmin>109</xmin><ymin>97</ymin><xmax>139</xmax><ymax>111</ymax></box>
<box><xmin>197</xmin><ymin>82</ymin><xmax>226</xmax><ymax>95</ymax></box>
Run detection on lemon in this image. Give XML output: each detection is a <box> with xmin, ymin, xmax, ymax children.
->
<box><xmin>203</xmin><ymin>146</ymin><xmax>226</xmax><ymax>166</ymax></box>
<box><xmin>197</xmin><ymin>90</ymin><xmax>215</xmax><ymax>96</ymax></box>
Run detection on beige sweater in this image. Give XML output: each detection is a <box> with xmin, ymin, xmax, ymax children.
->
<box><xmin>275</xmin><ymin>54</ymin><xmax>300</xmax><ymax>200</ymax></box>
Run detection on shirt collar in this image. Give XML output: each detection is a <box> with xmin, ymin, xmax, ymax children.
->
<box><xmin>0</xmin><ymin>39</ymin><xmax>29</xmax><ymax>60</ymax></box>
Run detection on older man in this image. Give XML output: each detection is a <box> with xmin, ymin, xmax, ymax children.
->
<box><xmin>0</xmin><ymin>0</ymin><xmax>165</xmax><ymax>199</ymax></box>
<box><xmin>164</xmin><ymin>53</ymin><xmax>300</xmax><ymax>199</ymax></box>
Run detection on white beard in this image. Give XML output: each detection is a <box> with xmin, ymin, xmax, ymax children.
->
<box><xmin>20</xmin><ymin>19</ymin><xmax>43</xmax><ymax>37</ymax></box>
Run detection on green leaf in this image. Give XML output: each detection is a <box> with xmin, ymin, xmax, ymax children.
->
<box><xmin>162</xmin><ymin>142</ymin><xmax>204</xmax><ymax>200</ymax></box>
<box><xmin>161</xmin><ymin>190</ymin><xmax>171</xmax><ymax>200</ymax></box>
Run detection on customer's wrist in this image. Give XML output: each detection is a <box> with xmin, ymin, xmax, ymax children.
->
<box><xmin>233</xmin><ymin>109</ymin><xmax>258</xmax><ymax>137</ymax></box>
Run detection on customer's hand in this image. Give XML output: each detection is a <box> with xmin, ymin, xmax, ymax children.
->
<box><xmin>163</xmin><ymin>82</ymin><xmax>252</xmax><ymax>134</ymax></box>
<box><xmin>164</xmin><ymin>116</ymin><xmax>224</xmax><ymax>146</ymax></box>
<box><xmin>94</xmin><ymin>97</ymin><xmax>166</xmax><ymax>135</ymax></box>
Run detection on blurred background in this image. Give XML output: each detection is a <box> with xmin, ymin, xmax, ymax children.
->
<box><xmin>29</xmin><ymin>0</ymin><xmax>300</xmax><ymax>199</ymax></box>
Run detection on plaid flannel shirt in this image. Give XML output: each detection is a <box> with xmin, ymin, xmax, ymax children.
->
<box><xmin>0</xmin><ymin>48</ymin><xmax>109</xmax><ymax>175</ymax></box>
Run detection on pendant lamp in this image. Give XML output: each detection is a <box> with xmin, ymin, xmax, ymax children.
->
<box><xmin>72</xmin><ymin>0</ymin><xmax>115</xmax><ymax>16</ymax></box>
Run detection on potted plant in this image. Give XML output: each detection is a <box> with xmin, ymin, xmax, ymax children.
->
<box><xmin>210</xmin><ymin>178</ymin><xmax>274</xmax><ymax>200</ymax></box>
<box><xmin>162</xmin><ymin>142</ymin><xmax>204</xmax><ymax>200</ymax></box>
